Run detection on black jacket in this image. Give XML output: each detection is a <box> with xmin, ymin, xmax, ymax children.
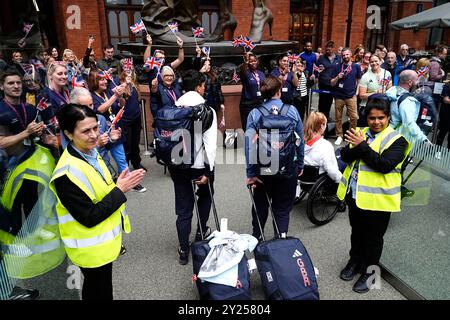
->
<box><xmin>53</xmin><ymin>144</ymin><xmax>127</xmax><ymax>228</ymax></box>
<box><xmin>340</xmin><ymin>135</ymin><xmax>408</xmax><ymax>174</ymax></box>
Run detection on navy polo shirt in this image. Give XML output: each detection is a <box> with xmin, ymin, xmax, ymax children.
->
<box><xmin>92</xmin><ymin>90</ymin><xmax>121</xmax><ymax>124</ymax></box>
<box><xmin>270</xmin><ymin>68</ymin><xmax>295</xmax><ymax>104</ymax></box>
<box><xmin>43</xmin><ymin>86</ymin><xmax>71</xmax><ymax>119</ymax></box>
<box><xmin>120</xmin><ymin>87</ymin><xmax>141</xmax><ymax>125</ymax></box>
<box><xmin>330</xmin><ymin>63</ymin><xmax>362</xmax><ymax>100</ymax></box>
<box><xmin>241</xmin><ymin>70</ymin><xmax>266</xmax><ymax>104</ymax></box>
<box><xmin>0</xmin><ymin>99</ymin><xmax>37</xmax><ymax>135</ymax></box>
<box><xmin>300</xmin><ymin>51</ymin><xmax>317</xmax><ymax>77</ymax></box>
<box><xmin>316</xmin><ymin>54</ymin><xmax>341</xmax><ymax>86</ymax></box>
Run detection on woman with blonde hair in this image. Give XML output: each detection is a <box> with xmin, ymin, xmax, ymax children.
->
<box><xmin>63</xmin><ymin>49</ymin><xmax>82</xmax><ymax>88</ymax></box>
<box><xmin>303</xmin><ymin>111</ymin><xmax>342</xmax><ymax>183</ymax></box>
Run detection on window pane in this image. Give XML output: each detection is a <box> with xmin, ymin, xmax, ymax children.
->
<box><xmin>108</xmin><ymin>11</ymin><xmax>118</xmax><ymax>36</ymax></box>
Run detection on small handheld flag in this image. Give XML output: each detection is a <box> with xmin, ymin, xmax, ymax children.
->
<box><xmin>201</xmin><ymin>46</ymin><xmax>210</xmax><ymax>58</ymax></box>
<box><xmin>417</xmin><ymin>66</ymin><xmax>429</xmax><ymax>78</ymax></box>
<box><xmin>123</xmin><ymin>58</ymin><xmax>134</xmax><ymax>72</ymax></box>
<box><xmin>37</xmin><ymin>97</ymin><xmax>50</xmax><ymax>111</ymax></box>
<box><xmin>232</xmin><ymin>36</ymin><xmax>244</xmax><ymax>48</ymax></box>
<box><xmin>242</xmin><ymin>37</ymin><xmax>255</xmax><ymax>52</ymax></box>
<box><xmin>107</xmin><ymin>107</ymin><xmax>125</xmax><ymax>133</ymax></box>
<box><xmin>192</xmin><ymin>27</ymin><xmax>204</xmax><ymax>38</ymax></box>
<box><xmin>130</xmin><ymin>20</ymin><xmax>146</xmax><ymax>34</ymax></box>
<box><xmin>72</xmin><ymin>75</ymin><xmax>86</xmax><ymax>89</ymax></box>
<box><xmin>168</xmin><ymin>21</ymin><xmax>179</xmax><ymax>33</ymax></box>
<box><xmin>144</xmin><ymin>57</ymin><xmax>162</xmax><ymax>71</ymax></box>
<box><xmin>232</xmin><ymin>70</ymin><xmax>240</xmax><ymax>83</ymax></box>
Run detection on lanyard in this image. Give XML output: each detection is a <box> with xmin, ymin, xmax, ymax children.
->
<box><xmin>94</xmin><ymin>91</ymin><xmax>114</xmax><ymax>115</ymax></box>
<box><xmin>340</xmin><ymin>63</ymin><xmax>352</xmax><ymax>77</ymax></box>
<box><xmin>51</xmin><ymin>88</ymin><xmax>70</xmax><ymax>105</ymax></box>
<box><xmin>166</xmin><ymin>88</ymin><xmax>177</xmax><ymax>103</ymax></box>
<box><xmin>252</xmin><ymin>71</ymin><xmax>261</xmax><ymax>88</ymax></box>
<box><xmin>4</xmin><ymin>100</ymin><xmax>28</xmax><ymax>130</ymax></box>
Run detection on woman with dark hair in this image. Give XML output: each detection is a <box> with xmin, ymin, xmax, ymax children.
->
<box><xmin>51</xmin><ymin>104</ymin><xmax>145</xmax><ymax>300</ymax></box>
<box><xmin>50</xmin><ymin>47</ymin><xmax>62</xmax><ymax>62</ymax></box>
<box><xmin>239</xmin><ymin>52</ymin><xmax>266</xmax><ymax>130</ymax></box>
<box><xmin>336</xmin><ymin>98</ymin><xmax>410</xmax><ymax>294</ymax></box>
<box><xmin>270</xmin><ymin>54</ymin><xmax>299</xmax><ymax>106</ymax></box>
<box><xmin>195</xmin><ymin>57</ymin><xmax>225</xmax><ymax>115</ymax></box>
<box><xmin>245</xmin><ymin>74</ymin><xmax>304</xmax><ymax>240</ymax></box>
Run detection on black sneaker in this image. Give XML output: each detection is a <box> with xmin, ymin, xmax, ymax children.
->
<box><xmin>132</xmin><ymin>184</ymin><xmax>147</xmax><ymax>193</ymax></box>
<box><xmin>195</xmin><ymin>226</ymin><xmax>212</xmax><ymax>242</ymax></box>
<box><xmin>9</xmin><ymin>286</ymin><xmax>40</xmax><ymax>300</ymax></box>
<box><xmin>178</xmin><ymin>247</ymin><xmax>189</xmax><ymax>265</ymax></box>
<box><xmin>120</xmin><ymin>245</ymin><xmax>127</xmax><ymax>256</ymax></box>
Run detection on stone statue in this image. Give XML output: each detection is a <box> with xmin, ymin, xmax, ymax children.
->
<box><xmin>141</xmin><ymin>0</ymin><xmax>273</xmax><ymax>44</ymax></box>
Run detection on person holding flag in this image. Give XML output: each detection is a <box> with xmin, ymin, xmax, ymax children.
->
<box><xmin>270</xmin><ymin>53</ymin><xmax>299</xmax><ymax>106</ymax></box>
<box><xmin>150</xmin><ymin>66</ymin><xmax>182</xmax><ymax>117</ymax></box>
<box><xmin>330</xmin><ymin>47</ymin><xmax>363</xmax><ymax>145</ymax></box>
<box><xmin>239</xmin><ymin>52</ymin><xmax>266</xmax><ymax>130</ymax></box>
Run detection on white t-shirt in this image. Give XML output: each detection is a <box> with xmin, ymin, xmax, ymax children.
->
<box><xmin>359</xmin><ymin>68</ymin><xmax>392</xmax><ymax>106</ymax></box>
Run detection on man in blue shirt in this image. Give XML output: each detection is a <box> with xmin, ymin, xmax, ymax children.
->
<box><xmin>300</xmin><ymin>41</ymin><xmax>319</xmax><ymax>83</ymax></box>
<box><xmin>330</xmin><ymin>48</ymin><xmax>362</xmax><ymax>145</ymax></box>
<box><xmin>315</xmin><ymin>40</ymin><xmax>341</xmax><ymax>134</ymax></box>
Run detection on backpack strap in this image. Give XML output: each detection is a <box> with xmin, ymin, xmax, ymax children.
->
<box><xmin>257</xmin><ymin>105</ymin><xmax>270</xmax><ymax>116</ymax></box>
<box><xmin>397</xmin><ymin>92</ymin><xmax>413</xmax><ymax>109</ymax></box>
<box><xmin>279</xmin><ymin>104</ymin><xmax>289</xmax><ymax>116</ymax></box>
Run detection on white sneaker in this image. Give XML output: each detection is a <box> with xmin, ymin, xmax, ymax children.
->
<box><xmin>335</xmin><ymin>136</ymin><xmax>343</xmax><ymax>145</ymax></box>
<box><xmin>435</xmin><ymin>151</ymin><xmax>442</xmax><ymax>160</ymax></box>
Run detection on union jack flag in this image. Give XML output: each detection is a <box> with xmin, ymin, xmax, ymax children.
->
<box><xmin>21</xmin><ymin>63</ymin><xmax>34</xmax><ymax>79</ymax></box>
<box><xmin>192</xmin><ymin>27</ymin><xmax>204</xmax><ymax>38</ymax></box>
<box><xmin>232</xmin><ymin>70</ymin><xmax>240</xmax><ymax>83</ymax></box>
<box><xmin>201</xmin><ymin>46</ymin><xmax>210</xmax><ymax>57</ymax></box>
<box><xmin>23</xmin><ymin>23</ymin><xmax>34</xmax><ymax>34</ymax></box>
<box><xmin>313</xmin><ymin>64</ymin><xmax>324</xmax><ymax>73</ymax></box>
<box><xmin>72</xmin><ymin>75</ymin><xmax>86</xmax><ymax>89</ymax></box>
<box><xmin>168</xmin><ymin>21</ymin><xmax>178</xmax><ymax>33</ymax></box>
<box><xmin>99</xmin><ymin>70</ymin><xmax>113</xmax><ymax>81</ymax></box>
<box><xmin>417</xmin><ymin>66</ymin><xmax>429</xmax><ymax>78</ymax></box>
<box><xmin>111</xmin><ymin>107</ymin><xmax>125</xmax><ymax>127</ymax></box>
<box><xmin>232</xmin><ymin>36</ymin><xmax>244</xmax><ymax>47</ymax></box>
<box><xmin>122</xmin><ymin>58</ymin><xmax>134</xmax><ymax>72</ymax></box>
<box><xmin>144</xmin><ymin>57</ymin><xmax>162</xmax><ymax>71</ymax></box>
<box><xmin>288</xmin><ymin>53</ymin><xmax>300</xmax><ymax>63</ymax></box>
<box><xmin>29</xmin><ymin>58</ymin><xmax>45</xmax><ymax>71</ymax></box>
<box><xmin>242</xmin><ymin>37</ymin><xmax>255</xmax><ymax>52</ymax></box>
<box><xmin>37</xmin><ymin>97</ymin><xmax>51</xmax><ymax>111</ymax></box>
<box><xmin>130</xmin><ymin>20</ymin><xmax>146</xmax><ymax>34</ymax></box>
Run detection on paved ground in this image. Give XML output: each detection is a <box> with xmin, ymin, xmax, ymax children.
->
<box><xmin>109</xmin><ymin>146</ymin><xmax>405</xmax><ymax>300</ymax></box>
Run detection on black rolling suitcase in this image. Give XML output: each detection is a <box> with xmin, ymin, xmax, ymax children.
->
<box><xmin>191</xmin><ymin>180</ymin><xmax>251</xmax><ymax>300</ymax></box>
<box><xmin>248</xmin><ymin>185</ymin><xmax>320</xmax><ymax>300</ymax></box>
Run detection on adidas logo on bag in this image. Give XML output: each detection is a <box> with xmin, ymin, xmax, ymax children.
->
<box><xmin>292</xmin><ymin>249</ymin><xmax>303</xmax><ymax>258</ymax></box>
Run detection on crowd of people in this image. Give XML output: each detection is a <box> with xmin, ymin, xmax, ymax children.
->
<box><xmin>0</xmin><ymin>34</ymin><xmax>448</xmax><ymax>300</ymax></box>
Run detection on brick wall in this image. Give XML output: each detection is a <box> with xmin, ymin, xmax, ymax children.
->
<box><xmin>53</xmin><ymin>0</ymin><xmax>107</xmax><ymax>61</ymax></box>
<box><xmin>231</xmin><ymin>0</ymin><xmax>290</xmax><ymax>41</ymax></box>
<box><xmin>389</xmin><ymin>1</ymin><xmax>433</xmax><ymax>52</ymax></box>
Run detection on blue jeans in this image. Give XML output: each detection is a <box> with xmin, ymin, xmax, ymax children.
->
<box><xmin>109</xmin><ymin>142</ymin><xmax>128</xmax><ymax>174</ymax></box>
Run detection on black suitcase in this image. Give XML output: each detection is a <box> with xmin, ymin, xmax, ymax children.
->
<box><xmin>248</xmin><ymin>185</ymin><xmax>320</xmax><ymax>300</ymax></box>
<box><xmin>191</xmin><ymin>180</ymin><xmax>251</xmax><ymax>300</ymax></box>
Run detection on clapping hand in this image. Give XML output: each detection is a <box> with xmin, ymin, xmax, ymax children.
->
<box><xmin>116</xmin><ymin>168</ymin><xmax>145</xmax><ymax>193</ymax></box>
<box><xmin>344</xmin><ymin>128</ymin><xmax>365</xmax><ymax>146</ymax></box>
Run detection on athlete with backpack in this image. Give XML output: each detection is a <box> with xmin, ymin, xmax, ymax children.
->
<box><xmin>153</xmin><ymin>70</ymin><xmax>217</xmax><ymax>265</ymax></box>
<box><xmin>245</xmin><ymin>74</ymin><xmax>304</xmax><ymax>240</ymax></box>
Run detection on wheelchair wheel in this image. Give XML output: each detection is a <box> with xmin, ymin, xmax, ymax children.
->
<box><xmin>306</xmin><ymin>175</ymin><xmax>341</xmax><ymax>226</ymax></box>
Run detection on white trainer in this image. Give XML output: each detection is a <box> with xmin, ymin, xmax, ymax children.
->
<box><xmin>335</xmin><ymin>136</ymin><xmax>343</xmax><ymax>146</ymax></box>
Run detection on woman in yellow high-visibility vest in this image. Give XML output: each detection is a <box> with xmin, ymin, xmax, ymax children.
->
<box><xmin>336</xmin><ymin>97</ymin><xmax>410</xmax><ymax>294</ymax></box>
<box><xmin>50</xmin><ymin>104</ymin><xmax>145</xmax><ymax>300</ymax></box>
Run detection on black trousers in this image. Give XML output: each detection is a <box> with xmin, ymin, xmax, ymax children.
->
<box><xmin>293</xmin><ymin>95</ymin><xmax>308</xmax><ymax>121</ymax></box>
<box><xmin>80</xmin><ymin>262</ymin><xmax>113</xmax><ymax>300</ymax></box>
<box><xmin>318</xmin><ymin>83</ymin><xmax>334</xmax><ymax>122</ymax></box>
<box><xmin>169</xmin><ymin>167</ymin><xmax>214</xmax><ymax>251</ymax></box>
<box><xmin>251</xmin><ymin>175</ymin><xmax>297</xmax><ymax>240</ymax></box>
<box><xmin>122</xmin><ymin>117</ymin><xmax>142</xmax><ymax>169</ymax></box>
<box><xmin>346</xmin><ymin>195</ymin><xmax>391</xmax><ymax>268</ymax></box>
<box><xmin>437</xmin><ymin>104</ymin><xmax>450</xmax><ymax>149</ymax></box>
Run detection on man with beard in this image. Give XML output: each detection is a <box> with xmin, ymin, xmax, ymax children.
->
<box><xmin>386</xmin><ymin>70</ymin><xmax>429</xmax><ymax>144</ymax></box>
<box><xmin>330</xmin><ymin>48</ymin><xmax>362</xmax><ymax>145</ymax></box>
<box><xmin>300</xmin><ymin>41</ymin><xmax>319</xmax><ymax>85</ymax></box>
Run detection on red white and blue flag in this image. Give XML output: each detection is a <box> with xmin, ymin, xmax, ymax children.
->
<box><xmin>168</xmin><ymin>22</ymin><xmax>179</xmax><ymax>33</ymax></box>
<box><xmin>192</xmin><ymin>27</ymin><xmax>204</xmax><ymax>38</ymax></box>
<box><xmin>144</xmin><ymin>57</ymin><xmax>162</xmax><ymax>71</ymax></box>
<box><xmin>130</xmin><ymin>20</ymin><xmax>146</xmax><ymax>34</ymax></box>
<box><xmin>37</xmin><ymin>97</ymin><xmax>50</xmax><ymax>111</ymax></box>
<box><xmin>23</xmin><ymin>23</ymin><xmax>34</xmax><ymax>35</ymax></box>
<box><xmin>99</xmin><ymin>70</ymin><xmax>113</xmax><ymax>81</ymax></box>
<box><xmin>288</xmin><ymin>53</ymin><xmax>300</xmax><ymax>63</ymax></box>
<box><xmin>242</xmin><ymin>37</ymin><xmax>255</xmax><ymax>52</ymax></box>
<box><xmin>232</xmin><ymin>35</ymin><xmax>244</xmax><ymax>47</ymax></box>
<box><xmin>313</xmin><ymin>64</ymin><xmax>323</xmax><ymax>73</ymax></box>
<box><xmin>123</xmin><ymin>58</ymin><xmax>134</xmax><ymax>72</ymax></box>
<box><xmin>417</xmin><ymin>66</ymin><xmax>429</xmax><ymax>78</ymax></box>
<box><xmin>72</xmin><ymin>75</ymin><xmax>86</xmax><ymax>89</ymax></box>
<box><xmin>201</xmin><ymin>46</ymin><xmax>210</xmax><ymax>57</ymax></box>
<box><xmin>232</xmin><ymin>70</ymin><xmax>240</xmax><ymax>83</ymax></box>
<box><xmin>111</xmin><ymin>107</ymin><xmax>125</xmax><ymax>128</ymax></box>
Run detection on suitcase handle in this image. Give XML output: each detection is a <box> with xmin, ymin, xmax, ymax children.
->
<box><xmin>191</xmin><ymin>179</ymin><xmax>220</xmax><ymax>241</ymax></box>
<box><xmin>247</xmin><ymin>183</ymin><xmax>281</xmax><ymax>241</ymax></box>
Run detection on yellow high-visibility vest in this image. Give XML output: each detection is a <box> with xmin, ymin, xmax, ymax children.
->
<box><xmin>1</xmin><ymin>144</ymin><xmax>65</xmax><ymax>279</ymax></box>
<box><xmin>50</xmin><ymin>148</ymin><xmax>131</xmax><ymax>268</ymax></box>
<box><xmin>337</xmin><ymin>127</ymin><xmax>411</xmax><ymax>212</ymax></box>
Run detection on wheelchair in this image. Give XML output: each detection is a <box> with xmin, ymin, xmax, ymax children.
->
<box><xmin>294</xmin><ymin>165</ymin><xmax>346</xmax><ymax>226</ymax></box>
